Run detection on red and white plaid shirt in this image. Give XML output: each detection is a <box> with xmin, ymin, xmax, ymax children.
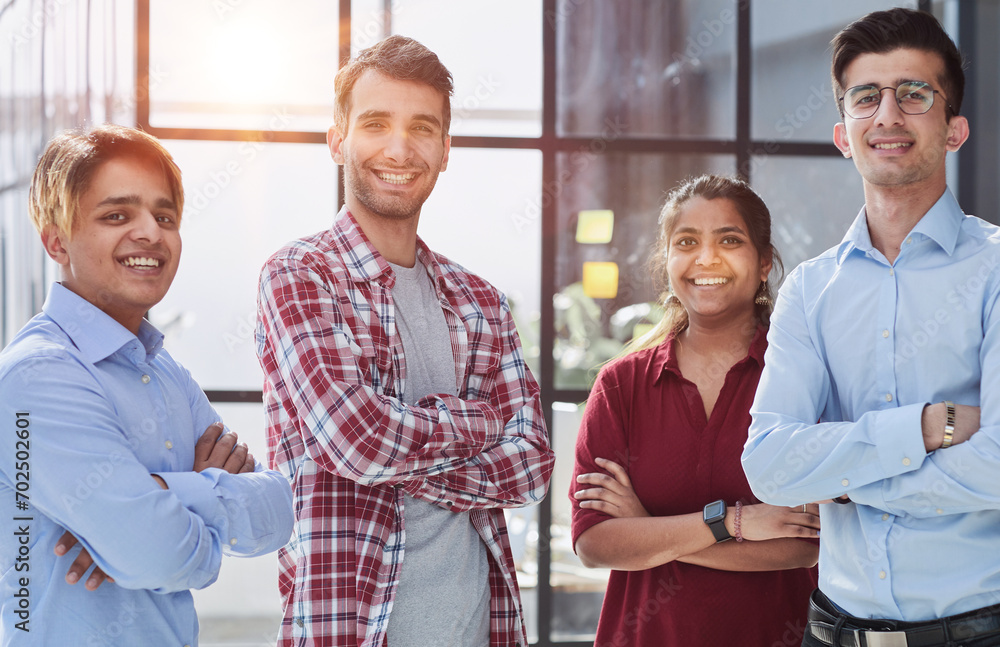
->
<box><xmin>256</xmin><ymin>208</ymin><xmax>553</xmax><ymax>647</ymax></box>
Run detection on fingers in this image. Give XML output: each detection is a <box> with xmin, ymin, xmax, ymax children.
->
<box><xmin>575</xmin><ymin>471</ymin><xmax>625</xmax><ymax>497</ymax></box>
<box><xmin>222</xmin><ymin>442</ymin><xmax>250</xmax><ymax>475</ymax></box>
<box><xmin>54</xmin><ymin>530</ymin><xmax>78</xmax><ymax>557</ymax></box>
<box><xmin>239</xmin><ymin>451</ymin><xmax>256</xmax><ymax>474</ymax></box>
<box><xmin>64</xmin><ymin>544</ymin><xmax>95</xmax><ymax>585</ymax></box>
<box><xmin>84</xmin><ymin>566</ymin><xmax>113</xmax><ymax>591</ymax></box>
<box><xmin>594</xmin><ymin>457</ymin><xmax>631</xmax><ymax>487</ymax></box>
<box><xmin>194</xmin><ymin>422</ymin><xmax>225</xmax><ymax>465</ymax></box>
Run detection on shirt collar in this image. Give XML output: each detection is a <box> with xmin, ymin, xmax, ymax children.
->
<box><xmin>43</xmin><ymin>282</ymin><xmax>164</xmax><ymax>364</ymax></box>
<box><xmin>331</xmin><ymin>206</ymin><xmax>455</xmax><ymax>299</ymax></box>
<box><xmin>836</xmin><ymin>188</ymin><xmax>964</xmax><ymax>265</ymax></box>
<box><xmin>655</xmin><ymin>323</ymin><xmax>767</xmax><ymax>383</ymax></box>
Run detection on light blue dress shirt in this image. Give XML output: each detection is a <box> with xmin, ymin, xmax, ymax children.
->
<box><xmin>0</xmin><ymin>283</ymin><xmax>293</xmax><ymax>646</ymax></box>
<box><xmin>743</xmin><ymin>190</ymin><xmax>1000</xmax><ymax>622</ymax></box>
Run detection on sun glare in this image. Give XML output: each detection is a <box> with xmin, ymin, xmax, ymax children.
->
<box><xmin>208</xmin><ymin>20</ymin><xmax>288</xmax><ymax>107</ymax></box>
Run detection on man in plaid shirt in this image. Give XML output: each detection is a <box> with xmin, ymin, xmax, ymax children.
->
<box><xmin>256</xmin><ymin>35</ymin><xmax>554</xmax><ymax>647</ymax></box>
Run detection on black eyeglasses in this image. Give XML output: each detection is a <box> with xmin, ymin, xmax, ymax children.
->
<box><xmin>839</xmin><ymin>81</ymin><xmax>953</xmax><ymax>119</ymax></box>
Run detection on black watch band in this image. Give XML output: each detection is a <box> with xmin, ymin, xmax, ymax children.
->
<box><xmin>703</xmin><ymin>499</ymin><xmax>731</xmax><ymax>543</ymax></box>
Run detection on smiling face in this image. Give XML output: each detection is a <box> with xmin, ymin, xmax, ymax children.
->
<box><xmin>328</xmin><ymin>69</ymin><xmax>451</xmax><ymax>223</ymax></box>
<box><xmin>833</xmin><ymin>48</ymin><xmax>968</xmax><ymax>193</ymax></box>
<box><xmin>41</xmin><ymin>155</ymin><xmax>181</xmax><ymax>334</ymax></box>
<box><xmin>666</xmin><ymin>197</ymin><xmax>771</xmax><ymax>326</ymax></box>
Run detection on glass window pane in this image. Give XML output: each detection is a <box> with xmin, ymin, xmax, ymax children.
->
<box><xmin>152</xmin><ymin>140</ymin><xmax>337</xmax><ymax>391</ymax></box>
<box><xmin>193</xmin><ymin>402</ymin><xmax>283</xmax><ymax>644</ymax></box>
<box><xmin>419</xmin><ymin>147</ymin><xmax>542</xmax><ymax>374</ymax></box>
<box><xmin>349</xmin><ymin>0</ymin><xmax>543</xmax><ymax>137</ymax></box>
<box><xmin>557</xmin><ymin>0</ymin><xmax>737</xmax><ymax>139</ymax></box>
<box><xmin>553</xmin><ymin>152</ymin><xmax>735</xmax><ymax>391</ymax></box>
<box><xmin>550</xmin><ymin>401</ymin><xmax>607</xmax><ymax>642</ymax></box>
<box><xmin>148</xmin><ymin>1</ymin><xmax>339</xmax><ymax>131</ymax></box>
<box><xmin>751</xmin><ymin>0</ymin><xmax>918</xmax><ymax>143</ymax></box>
<box><xmin>751</xmin><ymin>155</ymin><xmax>865</xmax><ymax>274</ymax></box>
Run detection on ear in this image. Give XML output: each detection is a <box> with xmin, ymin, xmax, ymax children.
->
<box><xmin>40</xmin><ymin>225</ymin><xmax>70</xmax><ymax>265</ymax></box>
<box><xmin>944</xmin><ymin>115</ymin><xmax>970</xmax><ymax>153</ymax></box>
<box><xmin>327</xmin><ymin>126</ymin><xmax>346</xmax><ymax>165</ymax></box>
<box><xmin>759</xmin><ymin>250</ymin><xmax>773</xmax><ymax>283</ymax></box>
<box><xmin>440</xmin><ymin>135</ymin><xmax>451</xmax><ymax>172</ymax></box>
<box><xmin>833</xmin><ymin>122</ymin><xmax>852</xmax><ymax>158</ymax></box>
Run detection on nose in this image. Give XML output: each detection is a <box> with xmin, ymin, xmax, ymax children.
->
<box><xmin>130</xmin><ymin>211</ymin><xmax>163</xmax><ymax>244</ymax></box>
<box><xmin>695</xmin><ymin>242</ymin><xmax>720</xmax><ymax>267</ymax></box>
<box><xmin>872</xmin><ymin>87</ymin><xmax>905</xmax><ymax>127</ymax></box>
<box><xmin>382</xmin><ymin>129</ymin><xmax>415</xmax><ymax>164</ymax></box>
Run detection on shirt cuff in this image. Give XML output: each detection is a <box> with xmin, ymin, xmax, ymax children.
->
<box><xmin>873</xmin><ymin>402</ymin><xmax>928</xmax><ymax>477</ymax></box>
<box><xmin>154</xmin><ymin>468</ymin><xmax>227</xmax><ymax>524</ymax></box>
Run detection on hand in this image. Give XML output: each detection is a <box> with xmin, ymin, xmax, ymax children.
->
<box><xmin>921</xmin><ymin>403</ymin><xmax>980</xmax><ymax>452</ymax></box>
<box><xmin>727</xmin><ymin>502</ymin><xmax>820</xmax><ymax>541</ymax></box>
<box><xmin>54</xmin><ymin>530</ymin><xmax>113</xmax><ymax>591</ymax></box>
<box><xmin>574</xmin><ymin>457</ymin><xmax>650</xmax><ymax>518</ymax></box>
<box><xmin>193</xmin><ymin>422</ymin><xmax>254</xmax><ymax>474</ymax></box>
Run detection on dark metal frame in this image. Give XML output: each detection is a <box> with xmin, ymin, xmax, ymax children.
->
<box><xmin>135</xmin><ymin>1</ymin><xmax>975</xmax><ymax>645</ymax></box>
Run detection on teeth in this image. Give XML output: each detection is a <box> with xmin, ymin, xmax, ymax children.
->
<box><xmin>377</xmin><ymin>172</ymin><xmax>415</xmax><ymax>184</ymax></box>
<box><xmin>121</xmin><ymin>257</ymin><xmax>160</xmax><ymax>268</ymax></box>
<box><xmin>693</xmin><ymin>277</ymin><xmax>730</xmax><ymax>286</ymax></box>
<box><xmin>874</xmin><ymin>142</ymin><xmax>911</xmax><ymax>150</ymax></box>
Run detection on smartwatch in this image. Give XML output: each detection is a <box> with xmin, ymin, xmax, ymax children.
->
<box><xmin>703</xmin><ymin>499</ymin><xmax>731</xmax><ymax>543</ymax></box>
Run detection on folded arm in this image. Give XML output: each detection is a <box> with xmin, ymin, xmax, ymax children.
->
<box><xmin>2</xmin><ymin>356</ymin><xmax>292</xmax><ymax>593</ymax></box>
<box><xmin>257</xmin><ymin>258</ymin><xmax>552</xmax><ymax>507</ymax></box>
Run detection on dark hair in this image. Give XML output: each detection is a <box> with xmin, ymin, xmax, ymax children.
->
<box><xmin>334</xmin><ymin>34</ymin><xmax>454</xmax><ymax>137</ymax></box>
<box><xmin>28</xmin><ymin>124</ymin><xmax>183</xmax><ymax>239</ymax></box>
<box><xmin>831</xmin><ymin>8</ymin><xmax>965</xmax><ymax>120</ymax></box>
<box><xmin>625</xmin><ymin>175</ymin><xmax>782</xmax><ymax>354</ymax></box>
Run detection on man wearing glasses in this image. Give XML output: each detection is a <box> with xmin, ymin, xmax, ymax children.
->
<box><xmin>744</xmin><ymin>8</ymin><xmax>1000</xmax><ymax>647</ymax></box>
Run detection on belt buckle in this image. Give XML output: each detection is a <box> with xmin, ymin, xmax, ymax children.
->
<box><xmin>860</xmin><ymin>629</ymin><xmax>908</xmax><ymax>647</ymax></box>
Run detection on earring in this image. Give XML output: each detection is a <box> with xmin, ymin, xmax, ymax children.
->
<box><xmin>755</xmin><ymin>281</ymin><xmax>771</xmax><ymax>307</ymax></box>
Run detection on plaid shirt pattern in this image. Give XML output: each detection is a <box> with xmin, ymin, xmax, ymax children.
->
<box><xmin>256</xmin><ymin>208</ymin><xmax>553</xmax><ymax>647</ymax></box>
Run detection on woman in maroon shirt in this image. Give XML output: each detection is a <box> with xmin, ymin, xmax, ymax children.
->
<box><xmin>570</xmin><ymin>174</ymin><xmax>819</xmax><ymax>646</ymax></box>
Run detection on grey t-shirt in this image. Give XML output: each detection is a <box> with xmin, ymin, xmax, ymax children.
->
<box><xmin>385</xmin><ymin>260</ymin><xmax>491</xmax><ymax>647</ymax></box>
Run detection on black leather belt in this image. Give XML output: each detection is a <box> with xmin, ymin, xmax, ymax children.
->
<box><xmin>807</xmin><ymin>591</ymin><xmax>1000</xmax><ymax>647</ymax></box>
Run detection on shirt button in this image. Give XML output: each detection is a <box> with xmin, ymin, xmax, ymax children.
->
<box><xmin>889</xmin><ymin>268</ymin><xmax>894</xmax><ymax>276</ymax></box>
<box><xmin>937</xmin><ymin>508</ymin><xmax>944</xmax><ymax>514</ymax></box>
<box><xmin>229</xmin><ymin>538</ymin><xmax>237</xmax><ymax>546</ymax></box>
<box><xmin>165</xmin><ymin>440</ymin><xmax>173</xmax><ymax>450</ymax></box>
<box><xmin>906</xmin><ymin>237</ymin><xmax>913</xmax><ymax>245</ymax></box>
<box><xmin>445</xmin><ymin>501</ymin><xmax>454</xmax><ymax>507</ymax></box>
<box><xmin>296</xmin><ymin>618</ymin><xmax>305</xmax><ymax>628</ymax></box>
<box><xmin>879</xmin><ymin>570</ymin><xmax>887</xmax><ymax>579</ymax></box>
<box><xmin>886</xmin><ymin>393</ymin><xmax>893</xmax><ymax>402</ymax></box>
<box><xmin>141</xmin><ymin>374</ymin><xmax>151</xmax><ymax>384</ymax></box>
<box><xmin>902</xmin><ymin>457</ymin><xmax>911</xmax><ymax>466</ymax></box>
<box><xmin>841</xmin><ymin>479</ymin><xmax>850</xmax><ymax>487</ymax></box>
<box><xmin>882</xmin><ymin>513</ymin><xmax>889</xmax><ymax>521</ymax></box>
<box><xmin>882</xmin><ymin>329</ymin><xmax>890</xmax><ymax>338</ymax></box>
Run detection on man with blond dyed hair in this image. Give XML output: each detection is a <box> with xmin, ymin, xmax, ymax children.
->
<box><xmin>0</xmin><ymin>124</ymin><xmax>293</xmax><ymax>646</ymax></box>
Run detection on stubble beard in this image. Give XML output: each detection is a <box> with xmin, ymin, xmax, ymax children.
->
<box><xmin>348</xmin><ymin>159</ymin><xmax>439</xmax><ymax>222</ymax></box>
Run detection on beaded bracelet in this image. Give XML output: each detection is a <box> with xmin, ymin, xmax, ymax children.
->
<box><xmin>734</xmin><ymin>500</ymin><xmax>744</xmax><ymax>542</ymax></box>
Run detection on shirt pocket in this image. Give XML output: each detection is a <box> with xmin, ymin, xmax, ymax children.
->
<box><xmin>462</xmin><ymin>327</ymin><xmax>501</xmax><ymax>399</ymax></box>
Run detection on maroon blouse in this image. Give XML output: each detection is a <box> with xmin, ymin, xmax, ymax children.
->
<box><xmin>570</xmin><ymin>326</ymin><xmax>817</xmax><ymax>646</ymax></box>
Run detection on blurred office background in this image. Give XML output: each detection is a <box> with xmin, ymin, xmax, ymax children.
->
<box><xmin>2</xmin><ymin>1</ymin><xmax>998</xmax><ymax>645</ymax></box>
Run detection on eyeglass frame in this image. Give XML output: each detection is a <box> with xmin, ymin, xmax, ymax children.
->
<box><xmin>838</xmin><ymin>82</ymin><xmax>955</xmax><ymax>120</ymax></box>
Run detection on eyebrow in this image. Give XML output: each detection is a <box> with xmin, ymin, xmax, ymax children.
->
<box><xmin>354</xmin><ymin>109</ymin><xmax>442</xmax><ymax>128</ymax></box>
<box><xmin>95</xmin><ymin>195</ymin><xmax>177</xmax><ymax>210</ymax></box>
<box><xmin>674</xmin><ymin>225</ymin><xmax>747</xmax><ymax>236</ymax></box>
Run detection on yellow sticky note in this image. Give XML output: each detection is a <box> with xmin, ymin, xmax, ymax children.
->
<box><xmin>575</xmin><ymin>210</ymin><xmax>614</xmax><ymax>244</ymax></box>
<box><xmin>582</xmin><ymin>262</ymin><xmax>619</xmax><ymax>299</ymax></box>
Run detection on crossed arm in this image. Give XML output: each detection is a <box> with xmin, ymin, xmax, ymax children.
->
<box><xmin>573</xmin><ymin>458</ymin><xmax>819</xmax><ymax>572</ymax></box>
<box><xmin>743</xmin><ymin>266</ymin><xmax>998</xmax><ymax>515</ymax></box>
<box><xmin>257</xmin><ymin>259</ymin><xmax>553</xmax><ymax>509</ymax></box>
<box><xmin>57</xmin><ymin>422</ymin><xmax>256</xmax><ymax>590</ymax></box>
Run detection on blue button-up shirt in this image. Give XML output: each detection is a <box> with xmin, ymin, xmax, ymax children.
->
<box><xmin>743</xmin><ymin>189</ymin><xmax>1000</xmax><ymax>622</ymax></box>
<box><xmin>0</xmin><ymin>284</ymin><xmax>293</xmax><ymax>646</ymax></box>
